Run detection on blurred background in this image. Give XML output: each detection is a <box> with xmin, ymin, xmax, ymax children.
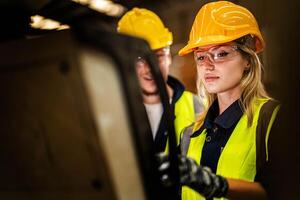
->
<box><xmin>0</xmin><ymin>0</ymin><xmax>299</xmax><ymax>199</ymax></box>
<box><xmin>1</xmin><ymin>0</ymin><xmax>299</xmax><ymax>96</ymax></box>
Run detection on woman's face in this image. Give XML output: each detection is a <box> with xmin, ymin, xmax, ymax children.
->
<box><xmin>194</xmin><ymin>43</ymin><xmax>249</xmax><ymax>96</ymax></box>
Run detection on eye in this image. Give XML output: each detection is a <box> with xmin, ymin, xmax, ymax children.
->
<box><xmin>198</xmin><ymin>56</ymin><xmax>205</xmax><ymax>60</ymax></box>
<box><xmin>196</xmin><ymin>55</ymin><xmax>206</xmax><ymax>61</ymax></box>
<box><xmin>216</xmin><ymin>51</ymin><xmax>229</xmax><ymax>58</ymax></box>
<box><xmin>156</xmin><ymin>54</ymin><xmax>164</xmax><ymax>58</ymax></box>
<box><xmin>135</xmin><ymin>57</ymin><xmax>147</xmax><ymax>66</ymax></box>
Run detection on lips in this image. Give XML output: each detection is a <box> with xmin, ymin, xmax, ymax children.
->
<box><xmin>143</xmin><ymin>75</ymin><xmax>154</xmax><ymax>81</ymax></box>
<box><xmin>204</xmin><ymin>74</ymin><xmax>219</xmax><ymax>82</ymax></box>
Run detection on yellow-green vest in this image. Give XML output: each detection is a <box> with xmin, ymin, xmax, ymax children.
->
<box><xmin>182</xmin><ymin>98</ymin><xmax>280</xmax><ymax>200</ymax></box>
<box><xmin>164</xmin><ymin>91</ymin><xmax>202</xmax><ymax>153</ymax></box>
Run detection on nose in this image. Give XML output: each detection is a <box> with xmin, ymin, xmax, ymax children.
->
<box><xmin>204</xmin><ymin>63</ymin><xmax>215</xmax><ymax>71</ymax></box>
<box><xmin>202</xmin><ymin>55</ymin><xmax>215</xmax><ymax>70</ymax></box>
<box><xmin>203</xmin><ymin>53</ymin><xmax>215</xmax><ymax>65</ymax></box>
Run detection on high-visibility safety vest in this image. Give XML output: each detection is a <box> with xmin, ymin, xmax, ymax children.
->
<box><xmin>154</xmin><ymin>76</ymin><xmax>203</xmax><ymax>153</ymax></box>
<box><xmin>182</xmin><ymin>98</ymin><xmax>280</xmax><ymax>200</ymax></box>
<box><xmin>163</xmin><ymin>91</ymin><xmax>201</xmax><ymax>153</ymax></box>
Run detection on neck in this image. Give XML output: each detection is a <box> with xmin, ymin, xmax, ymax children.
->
<box><xmin>217</xmin><ymin>87</ymin><xmax>241</xmax><ymax>114</ymax></box>
<box><xmin>143</xmin><ymin>85</ymin><xmax>174</xmax><ymax>104</ymax></box>
<box><xmin>143</xmin><ymin>93</ymin><xmax>161</xmax><ymax>104</ymax></box>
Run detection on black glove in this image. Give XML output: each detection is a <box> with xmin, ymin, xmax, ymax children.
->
<box><xmin>157</xmin><ymin>153</ymin><xmax>228</xmax><ymax>199</ymax></box>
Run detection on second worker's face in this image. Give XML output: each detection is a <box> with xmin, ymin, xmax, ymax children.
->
<box><xmin>135</xmin><ymin>57</ymin><xmax>158</xmax><ymax>95</ymax></box>
<box><xmin>135</xmin><ymin>46</ymin><xmax>171</xmax><ymax>96</ymax></box>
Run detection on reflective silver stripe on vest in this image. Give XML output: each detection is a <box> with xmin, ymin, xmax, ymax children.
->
<box><xmin>193</xmin><ymin>94</ymin><xmax>203</xmax><ymax>116</ymax></box>
<box><xmin>180</xmin><ymin>95</ymin><xmax>203</xmax><ymax>155</ymax></box>
<box><xmin>180</xmin><ymin>123</ymin><xmax>194</xmax><ymax>155</ymax></box>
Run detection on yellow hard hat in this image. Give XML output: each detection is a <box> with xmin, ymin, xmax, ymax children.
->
<box><xmin>179</xmin><ymin>1</ymin><xmax>265</xmax><ymax>56</ymax></box>
<box><xmin>117</xmin><ymin>7</ymin><xmax>173</xmax><ymax>50</ymax></box>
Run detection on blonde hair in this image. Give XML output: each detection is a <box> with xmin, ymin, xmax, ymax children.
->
<box><xmin>196</xmin><ymin>38</ymin><xmax>270</xmax><ymax>128</ymax></box>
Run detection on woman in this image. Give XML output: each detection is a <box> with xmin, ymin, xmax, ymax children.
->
<box><xmin>159</xmin><ymin>1</ymin><xmax>280</xmax><ymax>200</ymax></box>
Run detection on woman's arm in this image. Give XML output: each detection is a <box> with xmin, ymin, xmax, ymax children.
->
<box><xmin>226</xmin><ymin>178</ymin><xmax>268</xmax><ymax>200</ymax></box>
<box><xmin>157</xmin><ymin>154</ymin><xmax>269</xmax><ymax>199</ymax></box>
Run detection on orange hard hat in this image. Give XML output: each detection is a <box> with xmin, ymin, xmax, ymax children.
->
<box><xmin>179</xmin><ymin>1</ymin><xmax>265</xmax><ymax>56</ymax></box>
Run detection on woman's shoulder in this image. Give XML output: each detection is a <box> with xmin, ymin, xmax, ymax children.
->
<box><xmin>253</xmin><ymin>98</ymin><xmax>280</xmax><ymax>131</ymax></box>
<box><xmin>254</xmin><ymin>97</ymin><xmax>280</xmax><ymax>108</ymax></box>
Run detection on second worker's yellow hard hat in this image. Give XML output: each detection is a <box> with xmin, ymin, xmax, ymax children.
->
<box><xmin>117</xmin><ymin>7</ymin><xmax>173</xmax><ymax>50</ymax></box>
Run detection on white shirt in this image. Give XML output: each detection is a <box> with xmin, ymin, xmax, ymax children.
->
<box><xmin>144</xmin><ymin>103</ymin><xmax>163</xmax><ymax>139</ymax></box>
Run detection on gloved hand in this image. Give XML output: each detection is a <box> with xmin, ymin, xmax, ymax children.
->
<box><xmin>157</xmin><ymin>153</ymin><xmax>228</xmax><ymax>199</ymax></box>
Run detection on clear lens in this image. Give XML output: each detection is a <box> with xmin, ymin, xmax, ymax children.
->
<box><xmin>194</xmin><ymin>45</ymin><xmax>238</xmax><ymax>65</ymax></box>
<box><xmin>135</xmin><ymin>57</ymin><xmax>149</xmax><ymax>69</ymax></box>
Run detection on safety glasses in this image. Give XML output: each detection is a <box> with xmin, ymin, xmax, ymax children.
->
<box><xmin>194</xmin><ymin>45</ymin><xmax>239</xmax><ymax>66</ymax></box>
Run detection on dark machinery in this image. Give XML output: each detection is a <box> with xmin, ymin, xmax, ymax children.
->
<box><xmin>0</xmin><ymin>1</ymin><xmax>179</xmax><ymax>199</ymax></box>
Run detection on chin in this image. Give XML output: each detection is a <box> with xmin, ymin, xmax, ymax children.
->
<box><xmin>142</xmin><ymin>87</ymin><xmax>158</xmax><ymax>94</ymax></box>
<box><xmin>205</xmin><ymin>86</ymin><xmax>219</xmax><ymax>94</ymax></box>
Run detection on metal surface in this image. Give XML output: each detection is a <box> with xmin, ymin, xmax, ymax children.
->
<box><xmin>0</xmin><ymin>29</ymin><xmax>149</xmax><ymax>200</ymax></box>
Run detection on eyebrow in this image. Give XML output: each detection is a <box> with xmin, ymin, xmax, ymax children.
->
<box><xmin>195</xmin><ymin>44</ymin><xmax>234</xmax><ymax>53</ymax></box>
<box><xmin>195</xmin><ymin>46</ymin><xmax>220</xmax><ymax>53</ymax></box>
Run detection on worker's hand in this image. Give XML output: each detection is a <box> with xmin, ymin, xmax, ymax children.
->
<box><xmin>156</xmin><ymin>153</ymin><xmax>228</xmax><ymax>199</ymax></box>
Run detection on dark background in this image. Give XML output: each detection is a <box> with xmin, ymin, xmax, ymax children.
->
<box><xmin>1</xmin><ymin>0</ymin><xmax>300</xmax><ymax>199</ymax></box>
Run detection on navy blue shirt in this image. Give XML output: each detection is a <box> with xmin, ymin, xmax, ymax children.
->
<box><xmin>197</xmin><ymin>99</ymin><xmax>243</xmax><ymax>173</ymax></box>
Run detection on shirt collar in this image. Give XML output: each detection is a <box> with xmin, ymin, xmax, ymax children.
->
<box><xmin>203</xmin><ymin>99</ymin><xmax>243</xmax><ymax>129</ymax></box>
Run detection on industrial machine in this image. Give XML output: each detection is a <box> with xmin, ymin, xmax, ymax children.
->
<box><xmin>0</xmin><ymin>1</ymin><xmax>179</xmax><ymax>199</ymax></box>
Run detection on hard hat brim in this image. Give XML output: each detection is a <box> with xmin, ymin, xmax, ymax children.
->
<box><xmin>179</xmin><ymin>32</ymin><xmax>265</xmax><ymax>56</ymax></box>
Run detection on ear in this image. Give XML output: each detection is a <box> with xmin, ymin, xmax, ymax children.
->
<box><xmin>243</xmin><ymin>61</ymin><xmax>250</xmax><ymax>73</ymax></box>
<box><xmin>245</xmin><ymin>60</ymin><xmax>250</xmax><ymax>70</ymax></box>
